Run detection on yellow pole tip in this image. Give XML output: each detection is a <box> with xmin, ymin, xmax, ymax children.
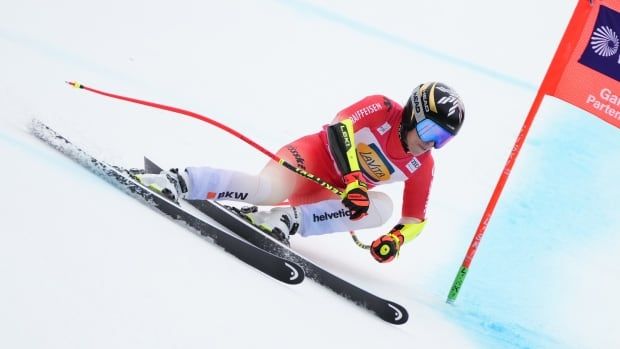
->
<box><xmin>66</xmin><ymin>81</ymin><xmax>82</xmax><ymax>89</ymax></box>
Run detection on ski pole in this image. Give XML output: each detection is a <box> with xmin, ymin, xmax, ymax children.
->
<box><xmin>67</xmin><ymin>81</ymin><xmax>371</xmax><ymax>249</ymax></box>
<box><xmin>349</xmin><ymin>231</ymin><xmax>370</xmax><ymax>249</ymax></box>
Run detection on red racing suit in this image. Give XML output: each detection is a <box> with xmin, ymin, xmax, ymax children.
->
<box><xmin>275</xmin><ymin>95</ymin><xmax>433</xmax><ymax>221</ymax></box>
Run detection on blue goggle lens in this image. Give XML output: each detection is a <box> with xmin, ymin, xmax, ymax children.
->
<box><xmin>415</xmin><ymin>118</ymin><xmax>454</xmax><ymax>149</ymax></box>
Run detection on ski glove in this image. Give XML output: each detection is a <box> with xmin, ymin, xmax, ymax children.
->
<box><xmin>370</xmin><ymin>225</ymin><xmax>406</xmax><ymax>263</ymax></box>
<box><xmin>370</xmin><ymin>221</ymin><xmax>427</xmax><ymax>263</ymax></box>
<box><xmin>341</xmin><ymin>171</ymin><xmax>369</xmax><ymax>220</ymax></box>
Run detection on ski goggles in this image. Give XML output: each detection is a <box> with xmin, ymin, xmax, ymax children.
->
<box><xmin>415</xmin><ymin>118</ymin><xmax>454</xmax><ymax>149</ymax></box>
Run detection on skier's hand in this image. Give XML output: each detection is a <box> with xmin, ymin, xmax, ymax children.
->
<box><xmin>370</xmin><ymin>225</ymin><xmax>406</xmax><ymax>263</ymax></box>
<box><xmin>341</xmin><ymin>171</ymin><xmax>369</xmax><ymax>220</ymax></box>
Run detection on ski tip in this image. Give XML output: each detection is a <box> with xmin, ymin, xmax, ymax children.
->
<box><xmin>29</xmin><ymin>118</ymin><xmax>42</xmax><ymax>133</ymax></box>
<box><xmin>384</xmin><ymin>302</ymin><xmax>409</xmax><ymax>325</ymax></box>
<box><xmin>284</xmin><ymin>262</ymin><xmax>304</xmax><ymax>285</ymax></box>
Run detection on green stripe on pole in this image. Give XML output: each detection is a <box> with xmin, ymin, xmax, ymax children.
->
<box><xmin>447</xmin><ymin>265</ymin><xmax>469</xmax><ymax>304</ymax></box>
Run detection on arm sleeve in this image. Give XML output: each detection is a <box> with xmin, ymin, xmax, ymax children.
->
<box><xmin>401</xmin><ymin>154</ymin><xmax>434</xmax><ymax>220</ymax></box>
<box><xmin>397</xmin><ymin>221</ymin><xmax>427</xmax><ymax>244</ymax></box>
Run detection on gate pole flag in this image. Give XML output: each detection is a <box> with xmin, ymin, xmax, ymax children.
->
<box><xmin>543</xmin><ymin>0</ymin><xmax>620</xmax><ymax>128</ymax></box>
<box><xmin>447</xmin><ymin>0</ymin><xmax>620</xmax><ymax>304</ymax></box>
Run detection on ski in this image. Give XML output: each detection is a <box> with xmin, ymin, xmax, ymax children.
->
<box><xmin>143</xmin><ymin>158</ymin><xmax>409</xmax><ymax>325</ymax></box>
<box><xmin>30</xmin><ymin>119</ymin><xmax>304</xmax><ymax>285</ymax></box>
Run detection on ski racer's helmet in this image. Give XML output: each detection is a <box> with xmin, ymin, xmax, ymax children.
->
<box><xmin>402</xmin><ymin>82</ymin><xmax>465</xmax><ymax>148</ymax></box>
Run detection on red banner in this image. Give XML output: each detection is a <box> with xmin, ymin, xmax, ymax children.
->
<box><xmin>542</xmin><ymin>0</ymin><xmax>620</xmax><ymax>128</ymax></box>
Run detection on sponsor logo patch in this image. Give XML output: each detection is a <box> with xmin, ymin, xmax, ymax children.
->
<box><xmin>356</xmin><ymin>143</ymin><xmax>395</xmax><ymax>182</ymax></box>
<box><xmin>208</xmin><ymin>191</ymin><xmax>249</xmax><ymax>200</ymax></box>
<box><xmin>579</xmin><ymin>5</ymin><xmax>620</xmax><ymax>81</ymax></box>
<box><xmin>313</xmin><ymin>209</ymin><xmax>351</xmax><ymax>222</ymax></box>
<box><xmin>406</xmin><ymin>157</ymin><xmax>422</xmax><ymax>173</ymax></box>
<box><xmin>377</xmin><ymin>122</ymin><xmax>391</xmax><ymax>135</ymax></box>
<box><xmin>350</xmin><ymin>102</ymin><xmax>383</xmax><ymax>123</ymax></box>
<box><xmin>286</xmin><ymin>145</ymin><xmax>306</xmax><ymax>170</ymax></box>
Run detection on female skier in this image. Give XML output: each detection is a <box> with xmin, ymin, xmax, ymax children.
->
<box><xmin>137</xmin><ymin>81</ymin><xmax>465</xmax><ymax>263</ymax></box>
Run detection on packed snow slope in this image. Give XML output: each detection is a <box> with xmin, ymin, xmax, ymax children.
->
<box><xmin>2</xmin><ymin>1</ymin><xmax>619</xmax><ymax>348</ymax></box>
